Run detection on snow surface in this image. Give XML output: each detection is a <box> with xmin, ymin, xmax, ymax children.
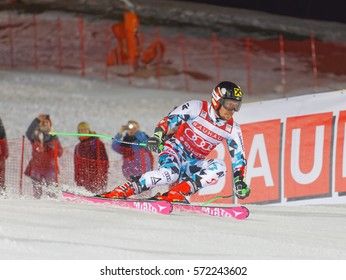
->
<box><xmin>0</xmin><ymin>69</ymin><xmax>345</xmax><ymax>265</ymax></box>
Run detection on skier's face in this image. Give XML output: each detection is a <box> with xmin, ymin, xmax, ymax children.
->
<box><xmin>218</xmin><ymin>105</ymin><xmax>235</xmax><ymax>121</ymax></box>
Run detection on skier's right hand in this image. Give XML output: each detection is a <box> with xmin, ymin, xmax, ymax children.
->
<box><xmin>233</xmin><ymin>180</ymin><xmax>251</xmax><ymax>200</ymax></box>
<box><xmin>147</xmin><ymin>130</ymin><xmax>164</xmax><ymax>153</ymax></box>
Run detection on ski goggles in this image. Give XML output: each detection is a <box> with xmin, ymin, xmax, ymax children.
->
<box><xmin>221</xmin><ymin>99</ymin><xmax>242</xmax><ymax>112</ymax></box>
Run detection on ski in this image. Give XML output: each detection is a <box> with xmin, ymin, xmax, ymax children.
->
<box><xmin>172</xmin><ymin>203</ymin><xmax>250</xmax><ymax>220</ymax></box>
<box><xmin>62</xmin><ymin>191</ymin><xmax>173</xmax><ymax>215</ymax></box>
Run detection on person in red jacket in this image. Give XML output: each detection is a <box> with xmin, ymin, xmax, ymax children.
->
<box><xmin>74</xmin><ymin>122</ymin><xmax>109</xmax><ymax>194</ymax></box>
<box><xmin>0</xmin><ymin>117</ymin><xmax>9</xmax><ymax>194</ymax></box>
<box><xmin>25</xmin><ymin>114</ymin><xmax>63</xmax><ymax>199</ymax></box>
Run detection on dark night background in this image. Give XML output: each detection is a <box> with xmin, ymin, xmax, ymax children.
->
<box><xmin>177</xmin><ymin>0</ymin><xmax>345</xmax><ymax>24</ymax></box>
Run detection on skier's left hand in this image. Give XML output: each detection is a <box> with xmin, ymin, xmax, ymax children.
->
<box><xmin>146</xmin><ymin>128</ymin><xmax>164</xmax><ymax>153</ymax></box>
<box><xmin>146</xmin><ymin>134</ymin><xmax>163</xmax><ymax>152</ymax></box>
<box><xmin>233</xmin><ymin>180</ymin><xmax>250</xmax><ymax>200</ymax></box>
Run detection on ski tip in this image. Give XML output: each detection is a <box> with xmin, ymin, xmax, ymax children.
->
<box><xmin>240</xmin><ymin>206</ymin><xmax>250</xmax><ymax>219</ymax></box>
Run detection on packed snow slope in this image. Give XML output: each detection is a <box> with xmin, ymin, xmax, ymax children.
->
<box><xmin>0</xmin><ymin>70</ymin><xmax>345</xmax><ymax>260</ymax></box>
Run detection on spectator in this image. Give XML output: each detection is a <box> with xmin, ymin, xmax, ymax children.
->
<box><xmin>25</xmin><ymin>114</ymin><xmax>63</xmax><ymax>199</ymax></box>
<box><xmin>74</xmin><ymin>122</ymin><xmax>109</xmax><ymax>194</ymax></box>
<box><xmin>0</xmin><ymin>117</ymin><xmax>9</xmax><ymax>194</ymax></box>
<box><xmin>112</xmin><ymin>120</ymin><xmax>153</xmax><ymax>180</ymax></box>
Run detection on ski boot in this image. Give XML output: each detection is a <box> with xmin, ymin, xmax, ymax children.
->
<box><xmin>154</xmin><ymin>181</ymin><xmax>194</xmax><ymax>203</ymax></box>
<box><xmin>100</xmin><ymin>178</ymin><xmax>142</xmax><ymax>199</ymax></box>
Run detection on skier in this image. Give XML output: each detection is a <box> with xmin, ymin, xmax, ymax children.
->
<box><xmin>101</xmin><ymin>81</ymin><xmax>250</xmax><ymax>202</ymax></box>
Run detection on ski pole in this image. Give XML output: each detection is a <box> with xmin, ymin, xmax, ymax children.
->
<box><xmin>50</xmin><ymin>131</ymin><xmax>113</xmax><ymax>140</ymax></box>
<box><xmin>49</xmin><ymin>131</ymin><xmax>147</xmax><ymax>147</ymax></box>
<box><xmin>114</xmin><ymin>139</ymin><xmax>147</xmax><ymax>147</ymax></box>
<box><xmin>201</xmin><ymin>194</ymin><xmax>235</xmax><ymax>206</ymax></box>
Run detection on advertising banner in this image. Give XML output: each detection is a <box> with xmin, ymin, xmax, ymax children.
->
<box><xmin>191</xmin><ymin>90</ymin><xmax>346</xmax><ymax>205</ymax></box>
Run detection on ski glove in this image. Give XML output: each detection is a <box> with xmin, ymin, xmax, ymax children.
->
<box><xmin>146</xmin><ymin>128</ymin><xmax>164</xmax><ymax>153</ymax></box>
<box><xmin>233</xmin><ymin>180</ymin><xmax>251</xmax><ymax>200</ymax></box>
